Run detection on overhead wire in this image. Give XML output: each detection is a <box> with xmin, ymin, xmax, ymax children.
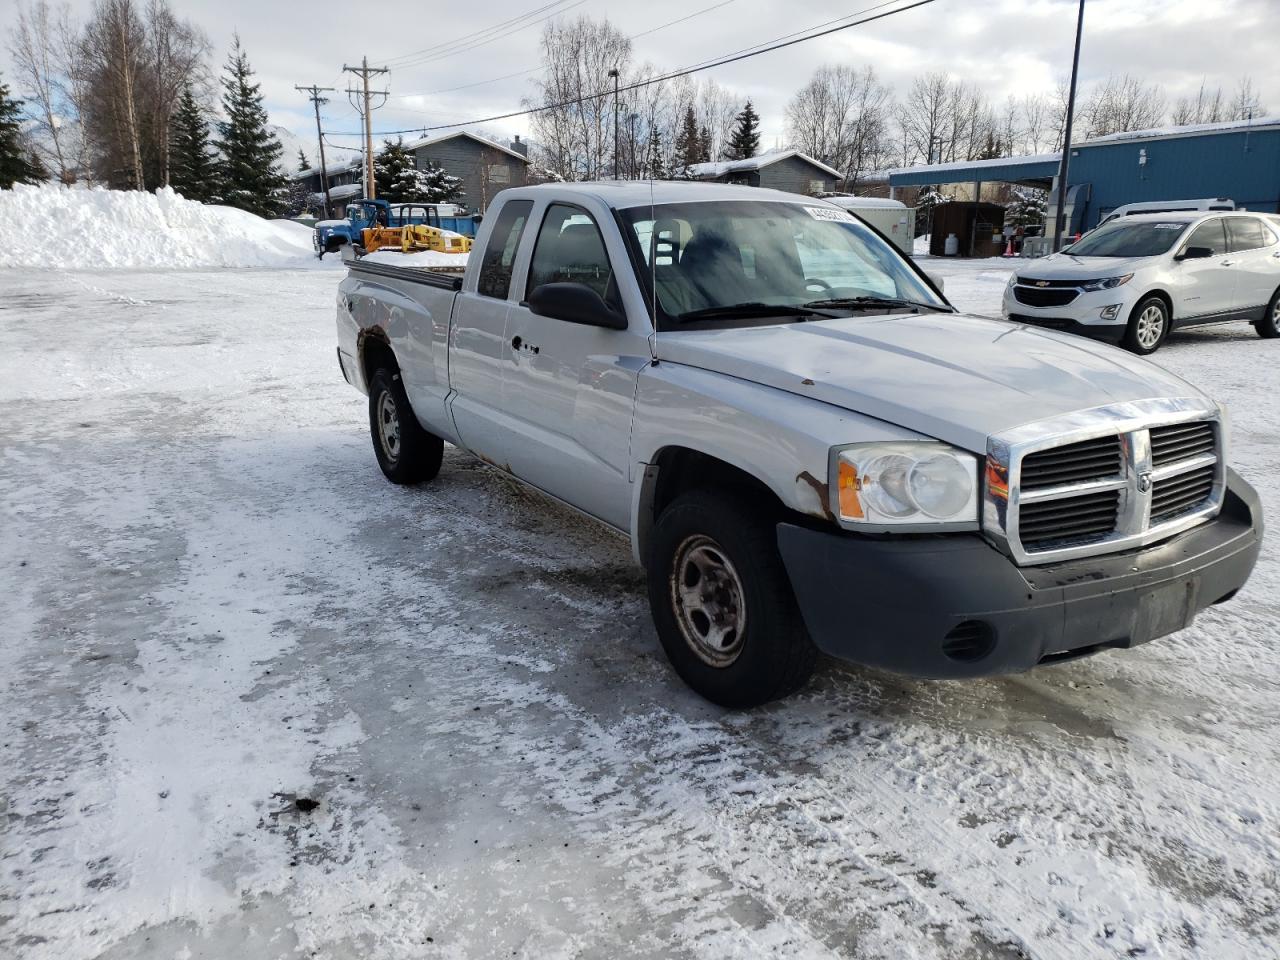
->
<box><xmin>325</xmin><ymin>0</ymin><xmax>941</xmax><ymax>137</ymax></box>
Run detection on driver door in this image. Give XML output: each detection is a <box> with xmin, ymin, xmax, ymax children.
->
<box><xmin>500</xmin><ymin>202</ymin><xmax>646</xmax><ymax>528</ymax></box>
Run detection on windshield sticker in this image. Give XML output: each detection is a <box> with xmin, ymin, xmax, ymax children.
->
<box><xmin>805</xmin><ymin>206</ymin><xmax>857</xmax><ymax>223</ymax></box>
<box><xmin>1154</xmin><ymin>223</ymin><xmax>1184</xmax><ymax>229</ymax></box>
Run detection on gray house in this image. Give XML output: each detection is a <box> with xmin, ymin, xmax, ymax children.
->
<box><xmin>404</xmin><ymin>132</ymin><xmax>532</xmax><ymax>213</ymax></box>
<box><xmin>686</xmin><ymin>150</ymin><xmax>843</xmax><ymax>195</ymax></box>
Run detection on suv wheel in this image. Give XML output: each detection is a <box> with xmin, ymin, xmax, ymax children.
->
<box><xmin>1255</xmin><ymin>288</ymin><xmax>1280</xmax><ymax>339</ymax></box>
<box><xmin>646</xmin><ymin>490</ymin><xmax>817</xmax><ymax>708</ymax></box>
<box><xmin>1124</xmin><ymin>296</ymin><xmax>1169</xmax><ymax>354</ymax></box>
<box><xmin>368</xmin><ymin>367</ymin><xmax>443</xmax><ymax>484</ymax></box>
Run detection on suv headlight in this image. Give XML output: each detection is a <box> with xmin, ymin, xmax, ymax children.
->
<box><xmin>1080</xmin><ymin>274</ymin><xmax>1133</xmax><ymax>291</ymax></box>
<box><xmin>831</xmin><ymin>442</ymin><xmax>980</xmax><ymax>530</ymax></box>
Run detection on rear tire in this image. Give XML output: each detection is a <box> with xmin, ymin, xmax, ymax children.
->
<box><xmin>368</xmin><ymin>367</ymin><xmax>443</xmax><ymax>485</ymax></box>
<box><xmin>1254</xmin><ymin>288</ymin><xmax>1280</xmax><ymax>339</ymax></box>
<box><xmin>646</xmin><ymin>490</ymin><xmax>818</xmax><ymax>708</ymax></box>
<box><xmin>1123</xmin><ymin>296</ymin><xmax>1169</xmax><ymax>355</ymax></box>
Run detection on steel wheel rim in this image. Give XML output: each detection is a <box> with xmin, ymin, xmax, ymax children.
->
<box><xmin>377</xmin><ymin>390</ymin><xmax>401</xmax><ymax>463</ymax></box>
<box><xmin>1136</xmin><ymin>304</ymin><xmax>1164</xmax><ymax>348</ymax></box>
<box><xmin>1272</xmin><ymin>299</ymin><xmax>1280</xmax><ymax>330</ymax></box>
<box><xmin>669</xmin><ymin>534</ymin><xmax>748</xmax><ymax>667</ymax></box>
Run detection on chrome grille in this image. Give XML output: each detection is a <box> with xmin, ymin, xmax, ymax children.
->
<box><xmin>1151</xmin><ymin>463</ymin><xmax>1215</xmax><ymax>522</ymax></box>
<box><xmin>1021</xmin><ymin>436</ymin><xmax>1123</xmax><ymax>490</ymax></box>
<box><xmin>983</xmin><ymin>400</ymin><xmax>1226</xmax><ymax>565</ymax></box>
<box><xmin>1150</xmin><ymin>421</ymin><xmax>1215</xmax><ymax>466</ymax></box>
<box><xmin>1019</xmin><ymin>489</ymin><xmax>1121</xmax><ymax>548</ymax></box>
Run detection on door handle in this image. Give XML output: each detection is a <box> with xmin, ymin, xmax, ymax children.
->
<box><xmin>1221</xmin><ymin>260</ymin><xmax>1235</xmax><ymax>266</ymax></box>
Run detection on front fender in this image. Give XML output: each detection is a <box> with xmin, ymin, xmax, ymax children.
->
<box><xmin>628</xmin><ymin>362</ymin><xmax>929</xmax><ymax>563</ymax></box>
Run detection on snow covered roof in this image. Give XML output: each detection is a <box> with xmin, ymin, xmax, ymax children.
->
<box><xmin>824</xmin><ymin>195</ymin><xmax>907</xmax><ymax>210</ymax></box>
<box><xmin>402</xmin><ymin>131</ymin><xmax>530</xmax><ymax>164</ymax></box>
<box><xmin>886</xmin><ymin>152</ymin><xmax>1061</xmax><ymax>179</ymax></box>
<box><xmin>1081</xmin><ymin>114</ymin><xmax>1280</xmax><ymax>145</ymax></box>
<box><xmin>686</xmin><ymin>150</ymin><xmax>844</xmax><ymax>181</ymax></box>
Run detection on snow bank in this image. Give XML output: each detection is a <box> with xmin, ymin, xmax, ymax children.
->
<box><xmin>0</xmin><ymin>183</ymin><xmax>319</xmax><ymax>269</ymax></box>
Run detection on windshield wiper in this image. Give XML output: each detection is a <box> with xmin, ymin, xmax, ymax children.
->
<box><xmin>675</xmin><ymin>302</ymin><xmax>827</xmax><ymax>322</ymax></box>
<box><xmin>801</xmin><ymin>296</ymin><xmax>951</xmax><ymax>313</ymax></box>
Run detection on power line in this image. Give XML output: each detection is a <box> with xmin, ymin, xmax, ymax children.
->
<box><xmin>343</xmin><ymin>58</ymin><xmax>390</xmax><ymax>198</ymax></box>
<box><xmin>385</xmin><ymin>0</ymin><xmax>587</xmax><ymax>71</ymax></box>
<box><xmin>391</xmin><ymin>0</ymin><xmax>738</xmax><ymax>101</ymax></box>
<box><xmin>384</xmin><ymin>0</ymin><xmax>576</xmax><ymax>65</ymax></box>
<box><xmin>295</xmin><ymin>84</ymin><xmax>336</xmax><ymax>217</ymax></box>
<box><xmin>328</xmin><ymin>0</ymin><xmax>941</xmax><ymax>137</ymax></box>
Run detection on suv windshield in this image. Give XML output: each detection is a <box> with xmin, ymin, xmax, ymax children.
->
<box><xmin>1068</xmin><ymin>220</ymin><xmax>1190</xmax><ymax>257</ymax></box>
<box><xmin>619</xmin><ymin>201</ymin><xmax>947</xmax><ymax>329</ymax></box>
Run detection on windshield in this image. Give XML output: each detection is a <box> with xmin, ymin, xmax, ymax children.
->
<box><xmin>1068</xmin><ymin>220</ymin><xmax>1189</xmax><ymax>257</ymax></box>
<box><xmin>620</xmin><ymin>201</ymin><xmax>947</xmax><ymax>329</ymax></box>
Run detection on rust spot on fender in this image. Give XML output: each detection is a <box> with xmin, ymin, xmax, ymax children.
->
<box><xmin>474</xmin><ymin>451</ymin><xmax>513</xmax><ymax>474</ymax></box>
<box><xmin>795</xmin><ymin>470</ymin><xmax>835</xmax><ymax>522</ymax></box>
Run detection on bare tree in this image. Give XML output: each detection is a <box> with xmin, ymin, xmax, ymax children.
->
<box><xmin>1020</xmin><ymin>92</ymin><xmax>1052</xmax><ymax>153</ymax></box>
<box><xmin>1229</xmin><ymin>76</ymin><xmax>1265</xmax><ymax>120</ymax></box>
<box><xmin>143</xmin><ymin>0</ymin><xmax>209</xmax><ymax>186</ymax></box>
<box><xmin>8</xmin><ymin>1</ymin><xmax>81</xmax><ymax>182</ymax></box>
<box><xmin>525</xmin><ymin>15</ymin><xmax>631</xmax><ymax>181</ymax></box>
<box><xmin>1080</xmin><ymin>74</ymin><xmax>1166</xmax><ymax>138</ymax></box>
<box><xmin>786</xmin><ymin>64</ymin><xmax>892</xmax><ymax>185</ymax></box>
<box><xmin>1172</xmin><ymin>79</ymin><xmax>1227</xmax><ymax>126</ymax></box>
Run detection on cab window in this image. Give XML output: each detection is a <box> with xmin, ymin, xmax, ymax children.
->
<box><xmin>476</xmin><ymin>200</ymin><xmax>533</xmax><ymax>299</ymax></box>
<box><xmin>527</xmin><ymin>204</ymin><xmax>616</xmax><ymax>305</ymax></box>
<box><xmin>1183</xmin><ymin>219</ymin><xmax>1227</xmax><ymax>256</ymax></box>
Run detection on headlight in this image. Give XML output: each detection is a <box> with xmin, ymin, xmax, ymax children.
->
<box><xmin>831</xmin><ymin>442</ymin><xmax>980</xmax><ymax>529</ymax></box>
<box><xmin>1080</xmin><ymin>274</ymin><xmax>1133</xmax><ymax>291</ymax></box>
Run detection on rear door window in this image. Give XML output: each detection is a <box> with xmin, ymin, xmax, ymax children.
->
<box><xmin>476</xmin><ymin>199</ymin><xmax>533</xmax><ymax>299</ymax></box>
<box><xmin>1183</xmin><ymin>219</ymin><xmax>1228</xmax><ymax>256</ymax></box>
<box><xmin>1226</xmin><ymin>217</ymin><xmax>1269</xmax><ymax>252</ymax></box>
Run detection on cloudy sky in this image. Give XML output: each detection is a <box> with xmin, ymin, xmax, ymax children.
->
<box><xmin>7</xmin><ymin>0</ymin><xmax>1279</xmax><ymax>160</ymax></box>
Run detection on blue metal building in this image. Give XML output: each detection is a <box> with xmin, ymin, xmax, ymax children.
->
<box><xmin>886</xmin><ymin>116</ymin><xmax>1280</xmax><ymax>242</ymax></box>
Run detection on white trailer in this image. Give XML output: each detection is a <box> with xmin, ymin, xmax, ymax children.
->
<box><xmin>824</xmin><ymin>196</ymin><xmax>915</xmax><ymax>255</ymax></box>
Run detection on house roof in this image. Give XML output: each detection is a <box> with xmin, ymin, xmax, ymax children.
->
<box><xmin>403</xmin><ymin>131</ymin><xmax>530</xmax><ymax>164</ymax></box>
<box><xmin>686</xmin><ymin>149</ymin><xmax>844</xmax><ymax>181</ymax></box>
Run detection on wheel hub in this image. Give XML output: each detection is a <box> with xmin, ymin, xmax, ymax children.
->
<box><xmin>670</xmin><ymin>534</ymin><xmax>747</xmax><ymax>667</ymax></box>
<box><xmin>1137</xmin><ymin>304</ymin><xmax>1164</xmax><ymax>348</ymax></box>
<box><xmin>377</xmin><ymin>390</ymin><xmax>400</xmax><ymax>462</ymax></box>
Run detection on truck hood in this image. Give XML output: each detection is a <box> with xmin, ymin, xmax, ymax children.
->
<box><xmin>654</xmin><ymin>312</ymin><xmax>1204</xmax><ymax>453</ymax></box>
<box><xmin>1016</xmin><ymin>252</ymin><xmax>1157</xmax><ymax>279</ymax></box>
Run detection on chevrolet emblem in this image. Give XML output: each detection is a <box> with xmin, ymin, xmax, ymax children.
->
<box><xmin>1035</xmin><ymin>280</ymin><xmax>1050</xmax><ymax>287</ymax></box>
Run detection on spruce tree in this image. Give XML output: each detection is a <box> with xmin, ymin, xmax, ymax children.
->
<box><xmin>214</xmin><ymin>38</ymin><xmax>288</xmax><ymax>217</ymax></box>
<box><xmin>697</xmin><ymin>126</ymin><xmax>712</xmax><ymax>163</ymax></box>
<box><xmin>724</xmin><ymin>100</ymin><xmax>761</xmax><ymax>160</ymax></box>
<box><xmin>169</xmin><ymin>85</ymin><xmax>217</xmax><ymax>202</ymax></box>
<box><xmin>0</xmin><ymin>77</ymin><xmax>44</xmax><ymax>188</ymax></box>
<box><xmin>296</xmin><ymin>148</ymin><xmax>311</xmax><ymax>171</ymax></box>
<box><xmin>646</xmin><ymin>128</ymin><xmax>666</xmax><ymax>179</ymax></box>
<box><xmin>374</xmin><ymin>138</ymin><xmax>427</xmax><ymax>202</ymax></box>
<box><xmin>420</xmin><ymin>160</ymin><xmax>464</xmax><ymax>204</ymax></box>
<box><xmin>673</xmin><ymin>107</ymin><xmax>701</xmax><ymax>175</ymax></box>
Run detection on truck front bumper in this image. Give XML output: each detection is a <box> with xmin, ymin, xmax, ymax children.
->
<box><xmin>776</xmin><ymin>469</ymin><xmax>1262</xmax><ymax>679</ymax></box>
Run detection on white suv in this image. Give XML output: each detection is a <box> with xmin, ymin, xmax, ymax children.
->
<box><xmin>1002</xmin><ymin>211</ymin><xmax>1280</xmax><ymax>353</ymax></box>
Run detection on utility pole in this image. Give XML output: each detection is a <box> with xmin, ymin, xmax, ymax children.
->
<box><xmin>296</xmin><ymin>84</ymin><xmax>336</xmax><ymax>218</ymax></box>
<box><xmin>608</xmin><ymin>68</ymin><xmax>620</xmax><ymax>179</ymax></box>
<box><xmin>343</xmin><ymin>57</ymin><xmax>389</xmax><ymax>199</ymax></box>
<box><xmin>1052</xmin><ymin>0</ymin><xmax>1086</xmax><ymax>252</ymax></box>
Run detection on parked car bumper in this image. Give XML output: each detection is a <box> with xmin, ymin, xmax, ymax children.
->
<box><xmin>1001</xmin><ymin>284</ymin><xmax>1143</xmax><ymax>341</ymax></box>
<box><xmin>776</xmin><ymin>469</ymin><xmax>1262</xmax><ymax>679</ymax></box>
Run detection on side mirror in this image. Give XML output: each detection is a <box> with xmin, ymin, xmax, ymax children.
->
<box><xmin>526</xmin><ymin>282</ymin><xmax>627</xmax><ymax>330</ymax></box>
<box><xmin>1177</xmin><ymin>246</ymin><xmax>1214</xmax><ymax>261</ymax></box>
<box><xmin>923</xmin><ymin>270</ymin><xmax>945</xmax><ymax>294</ymax></box>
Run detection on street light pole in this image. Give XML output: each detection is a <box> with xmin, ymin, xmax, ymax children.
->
<box><xmin>608</xmin><ymin>68</ymin><xmax>620</xmax><ymax>179</ymax></box>
<box><xmin>1052</xmin><ymin>0</ymin><xmax>1086</xmax><ymax>252</ymax></box>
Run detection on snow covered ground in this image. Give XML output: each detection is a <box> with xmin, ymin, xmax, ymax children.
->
<box><xmin>1</xmin><ymin>256</ymin><xmax>1278</xmax><ymax>960</ymax></box>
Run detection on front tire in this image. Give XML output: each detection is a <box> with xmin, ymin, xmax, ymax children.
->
<box><xmin>1123</xmin><ymin>296</ymin><xmax>1169</xmax><ymax>354</ymax></box>
<box><xmin>367</xmin><ymin>367</ymin><xmax>443</xmax><ymax>485</ymax></box>
<box><xmin>1254</xmin><ymin>288</ymin><xmax>1280</xmax><ymax>339</ymax></box>
<box><xmin>646</xmin><ymin>490</ymin><xmax>818</xmax><ymax>708</ymax></box>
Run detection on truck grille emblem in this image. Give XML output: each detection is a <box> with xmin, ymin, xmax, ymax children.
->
<box><xmin>1137</xmin><ymin>471</ymin><xmax>1152</xmax><ymax>493</ymax></box>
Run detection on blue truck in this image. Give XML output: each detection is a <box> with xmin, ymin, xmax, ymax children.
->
<box><xmin>313</xmin><ymin>200</ymin><xmax>480</xmax><ymax>258</ymax></box>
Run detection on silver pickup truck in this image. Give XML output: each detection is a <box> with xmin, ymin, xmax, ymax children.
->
<box><xmin>335</xmin><ymin>182</ymin><xmax>1262</xmax><ymax>707</ymax></box>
